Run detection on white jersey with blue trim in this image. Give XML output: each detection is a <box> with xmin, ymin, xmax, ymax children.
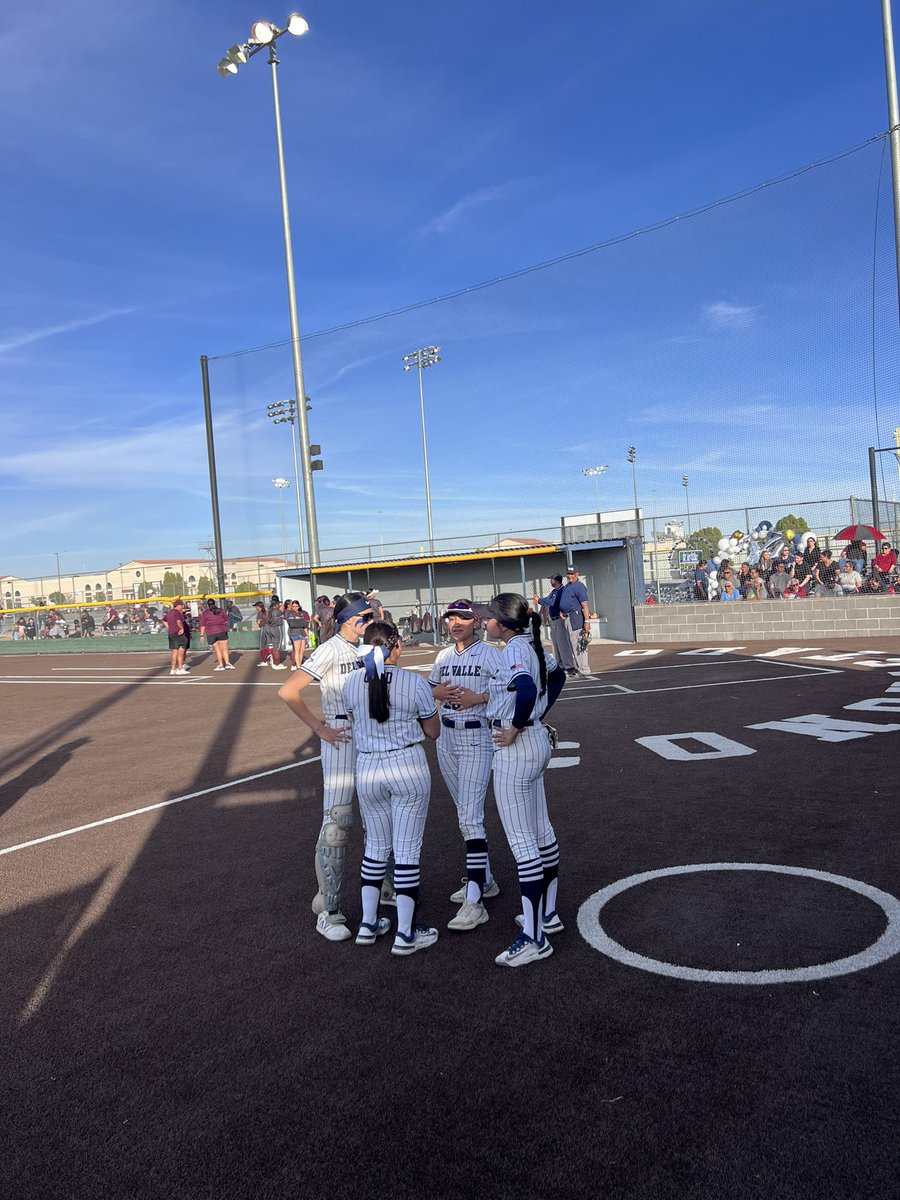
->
<box><xmin>343</xmin><ymin>666</ymin><xmax>437</xmax><ymax>753</ymax></box>
<box><xmin>300</xmin><ymin>634</ymin><xmax>363</xmax><ymax>719</ymax></box>
<box><xmin>428</xmin><ymin>639</ymin><xmax>503</xmax><ymax>716</ymax></box>
<box><xmin>486</xmin><ymin>633</ymin><xmax>557</xmax><ymax>724</ymax></box>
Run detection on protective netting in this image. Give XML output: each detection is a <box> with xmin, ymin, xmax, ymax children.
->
<box><xmin>207</xmin><ymin>136</ymin><xmax>900</xmax><ymax>587</ymax></box>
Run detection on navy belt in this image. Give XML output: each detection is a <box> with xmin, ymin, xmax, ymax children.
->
<box><xmin>441</xmin><ymin>716</ymin><xmax>486</xmax><ymax>729</ymax></box>
<box><xmin>330</xmin><ymin>713</ymin><xmax>349</xmax><ymax>721</ymax></box>
<box><xmin>491</xmin><ymin>719</ymin><xmax>534</xmax><ymax>728</ymax></box>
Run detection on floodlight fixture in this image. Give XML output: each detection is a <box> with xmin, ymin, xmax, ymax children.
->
<box><xmin>228</xmin><ymin>43</ymin><xmax>251</xmax><ymax>64</ymax></box>
<box><xmin>287</xmin><ymin>13</ymin><xmax>309</xmax><ymax>35</ymax></box>
<box><xmin>250</xmin><ymin>19</ymin><xmax>277</xmax><ymax>43</ymax></box>
<box><xmin>217</xmin><ymin>57</ymin><xmax>239</xmax><ymax>77</ymax></box>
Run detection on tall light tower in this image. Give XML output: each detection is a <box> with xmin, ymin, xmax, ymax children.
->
<box><xmin>682</xmin><ymin>474</ymin><xmax>691</xmax><ymax>536</ymax></box>
<box><xmin>217</xmin><ymin>13</ymin><xmax>321</xmax><ymax>567</ymax></box>
<box><xmin>402</xmin><ymin>346</ymin><xmax>441</xmax><ymax>552</ymax></box>
<box><xmin>582</xmin><ymin>465</ymin><xmax>608</xmax><ymax>537</ymax></box>
<box><xmin>273</xmin><ymin>478</ymin><xmax>291</xmax><ymax>561</ymax></box>
<box><xmin>627</xmin><ymin>446</ymin><xmax>642</xmax><ymax>542</ymax></box>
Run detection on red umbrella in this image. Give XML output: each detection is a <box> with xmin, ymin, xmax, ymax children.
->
<box><xmin>833</xmin><ymin>523</ymin><xmax>886</xmax><ymax>542</ymax></box>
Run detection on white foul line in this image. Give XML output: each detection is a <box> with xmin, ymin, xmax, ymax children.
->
<box><xmin>0</xmin><ymin>756</ymin><xmax>322</xmax><ymax>858</ymax></box>
<box><xmin>555</xmin><ymin>668</ymin><xmax>842</xmax><ymax>702</ymax></box>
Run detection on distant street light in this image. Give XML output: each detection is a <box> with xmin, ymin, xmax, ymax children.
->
<box><xmin>627</xmin><ymin>446</ymin><xmax>642</xmax><ymax>542</ymax></box>
<box><xmin>582</xmin><ymin>465</ymin><xmax>608</xmax><ymax>537</ymax></box>
<box><xmin>268</xmin><ymin>399</ymin><xmax>320</xmax><ymax>566</ymax></box>
<box><xmin>273</xmin><ymin>477</ymin><xmax>291</xmax><ymax>561</ymax></box>
<box><xmin>216</xmin><ymin>12</ymin><xmax>320</xmax><ymax>566</ymax></box>
<box><xmin>403</xmin><ymin>346</ymin><xmax>441</xmax><ymax>552</ymax></box>
<box><xmin>682</xmin><ymin>474</ymin><xmax>691</xmax><ymax>536</ymax></box>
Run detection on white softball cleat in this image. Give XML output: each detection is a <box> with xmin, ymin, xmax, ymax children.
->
<box><xmin>494</xmin><ymin>932</ymin><xmax>553</xmax><ymax>967</ymax></box>
<box><xmin>447</xmin><ymin>901</ymin><xmax>489</xmax><ymax>932</ymax></box>
<box><xmin>355</xmin><ymin>917</ymin><xmax>392</xmax><ymax>945</ymax></box>
<box><xmin>315</xmin><ymin>912</ymin><xmax>352</xmax><ymax>942</ymax></box>
<box><xmin>391</xmin><ymin>925</ymin><xmax>439</xmax><ymax>956</ymax></box>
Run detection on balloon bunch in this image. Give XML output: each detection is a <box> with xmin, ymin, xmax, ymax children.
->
<box><xmin>707</xmin><ymin>520</ymin><xmax>784</xmax><ymax>595</ymax></box>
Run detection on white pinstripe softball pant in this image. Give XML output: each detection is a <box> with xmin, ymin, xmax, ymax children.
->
<box><xmin>320</xmin><ymin>724</ymin><xmax>356</xmax><ymax>814</ymax></box>
<box><xmin>356</xmin><ymin>745</ymin><xmax>431</xmax><ymax>863</ymax></box>
<box><xmin>492</xmin><ymin>725</ymin><xmax>555</xmax><ymax>862</ymax></box>
<box><xmin>436</xmin><ymin>725</ymin><xmax>493</xmax><ymax>840</ymax></box>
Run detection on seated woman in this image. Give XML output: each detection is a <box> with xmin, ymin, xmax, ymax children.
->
<box><xmin>744</xmin><ymin>567</ymin><xmax>766</xmax><ymax>601</ymax></box>
<box><xmin>816</xmin><ymin>550</ymin><xmax>840</xmax><ymax>594</ymax></box>
<box><xmin>838</xmin><ymin>561</ymin><xmax>863</xmax><ymax>594</ymax></box>
<box><xmin>873</xmin><ymin>542</ymin><xmax>898</xmax><ymax>590</ymax></box>
<box><xmin>719</xmin><ymin>582</ymin><xmax>741</xmax><ymax>602</ymax></box>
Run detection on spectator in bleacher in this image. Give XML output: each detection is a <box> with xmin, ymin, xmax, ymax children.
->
<box><xmin>757</xmin><ymin>549</ymin><xmax>774</xmax><ymax>580</ymax></box>
<box><xmin>14</xmin><ymin>617</ymin><xmax>26</xmax><ymax>640</ymax></box>
<box><xmin>768</xmin><ymin>560</ymin><xmax>791</xmax><ymax>598</ymax></box>
<box><xmin>775</xmin><ymin>545</ymin><xmax>793</xmax><ymax>573</ymax></box>
<box><xmin>80</xmin><ymin>609</ymin><xmax>96</xmax><ymax>637</ymax></box>
<box><xmin>838</xmin><ymin>561</ymin><xmax>863</xmax><ymax>594</ymax></box>
<box><xmin>873</xmin><ymin>542</ymin><xmax>898</xmax><ymax>589</ymax></box>
<box><xmin>849</xmin><ymin>539</ymin><xmax>867</xmax><ymax>574</ymax></box>
<box><xmin>737</xmin><ymin>563</ymin><xmax>752</xmax><ymax>594</ymax></box>
<box><xmin>25</xmin><ymin>617</ymin><xmax>37</xmax><ymax>639</ymax></box>
<box><xmin>745</xmin><ymin>567</ymin><xmax>766</xmax><ymax>601</ymax></box>
<box><xmin>785</xmin><ymin>579</ymin><xmax>808</xmax><ymax>599</ymax></box>
<box><xmin>719</xmin><ymin>581</ymin><xmax>741</xmax><ymax>603</ymax></box>
<box><xmin>101</xmin><ymin>604</ymin><xmax>120</xmax><ymax>634</ymax></box>
<box><xmin>718</xmin><ymin>566</ymin><xmax>738</xmax><ymax>594</ymax></box>
<box><xmin>801</xmin><ymin>536</ymin><xmax>822</xmax><ymax>583</ymax></box>
<box><xmin>817</xmin><ymin>550</ymin><xmax>839</xmax><ymax>594</ymax></box>
<box><xmin>693</xmin><ymin>559</ymin><xmax>709</xmax><ymax>601</ymax></box>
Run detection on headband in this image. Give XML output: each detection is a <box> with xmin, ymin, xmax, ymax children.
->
<box><xmin>336</xmin><ymin>598</ymin><xmax>372</xmax><ymax>625</ymax></box>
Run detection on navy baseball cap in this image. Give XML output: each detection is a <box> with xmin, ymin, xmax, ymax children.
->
<box><xmin>550</xmin><ymin>574</ymin><xmax>563</xmax><ymax>583</ymax></box>
<box><xmin>470</xmin><ymin>600</ymin><xmax>520</xmax><ymax>629</ymax></box>
<box><xmin>565</xmin><ymin>564</ymin><xmax>578</xmax><ymax>573</ymax></box>
<box><xmin>443</xmin><ymin>599</ymin><xmax>477</xmax><ymax>619</ymax></box>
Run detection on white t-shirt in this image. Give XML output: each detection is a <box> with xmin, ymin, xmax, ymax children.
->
<box><xmin>300</xmin><ymin>634</ymin><xmax>364</xmax><ymax>719</ymax></box>
<box><xmin>343</xmin><ymin>667</ymin><xmax>437</xmax><ymax>753</ymax></box>
<box><xmin>428</xmin><ymin>640</ymin><xmax>503</xmax><ymax>717</ymax></box>
<box><xmin>486</xmin><ymin>633</ymin><xmax>557</xmax><ymax>725</ymax></box>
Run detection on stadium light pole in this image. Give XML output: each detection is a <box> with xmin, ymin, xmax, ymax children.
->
<box><xmin>216</xmin><ymin>14</ymin><xmax>321</xmax><ymax>568</ymax></box>
<box><xmin>627</xmin><ymin>446</ymin><xmax>642</xmax><ymax>542</ymax></box>
<box><xmin>582</xmin><ymin>465</ymin><xmax>608</xmax><ymax>537</ymax></box>
<box><xmin>881</xmin><ymin>0</ymin><xmax>900</xmax><ymax>325</ymax></box>
<box><xmin>402</xmin><ymin>346</ymin><xmax>441</xmax><ymax>552</ymax></box>
<box><xmin>682</xmin><ymin>474</ymin><xmax>691</xmax><ymax>536</ymax></box>
<box><xmin>273</xmin><ymin>477</ymin><xmax>291</xmax><ymax>561</ymax></box>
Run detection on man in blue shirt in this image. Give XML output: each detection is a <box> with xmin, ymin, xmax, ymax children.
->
<box><xmin>558</xmin><ymin>564</ymin><xmax>591</xmax><ymax>676</ymax></box>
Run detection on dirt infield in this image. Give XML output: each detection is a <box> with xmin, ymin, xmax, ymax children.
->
<box><xmin>3</xmin><ymin>639</ymin><xmax>900</xmax><ymax>1199</ymax></box>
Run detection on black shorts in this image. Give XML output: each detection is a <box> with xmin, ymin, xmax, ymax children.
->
<box><xmin>207</xmin><ymin>632</ymin><xmax>228</xmax><ymax>645</ymax></box>
<box><xmin>168</xmin><ymin>634</ymin><xmax>188</xmax><ymax>650</ymax></box>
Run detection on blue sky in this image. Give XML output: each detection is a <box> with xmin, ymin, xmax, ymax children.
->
<box><xmin>2</xmin><ymin>0</ymin><xmax>898</xmax><ymax>578</ymax></box>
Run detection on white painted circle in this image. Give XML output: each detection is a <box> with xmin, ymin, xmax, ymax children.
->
<box><xmin>577</xmin><ymin>863</ymin><xmax>900</xmax><ymax>984</ymax></box>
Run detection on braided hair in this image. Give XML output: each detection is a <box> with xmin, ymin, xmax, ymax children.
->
<box><xmin>490</xmin><ymin>592</ymin><xmax>547</xmax><ymax>692</ymax></box>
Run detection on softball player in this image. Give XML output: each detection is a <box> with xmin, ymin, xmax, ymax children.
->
<box><xmin>277</xmin><ymin>592</ymin><xmax>374</xmax><ymax>942</ymax></box>
<box><xmin>343</xmin><ymin>622</ymin><xmax>441</xmax><ymax>956</ymax></box>
<box><xmin>428</xmin><ymin>599</ymin><xmax>503</xmax><ymax>932</ymax></box>
<box><xmin>472</xmin><ymin>593</ymin><xmax>566</xmax><ymax>967</ymax></box>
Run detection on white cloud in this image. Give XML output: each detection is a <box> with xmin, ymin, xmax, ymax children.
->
<box><xmin>418</xmin><ymin>180</ymin><xmax>531</xmax><ymax>237</ymax></box>
<box><xmin>0</xmin><ymin>308</ymin><xmax>136</xmax><ymax>356</ymax></box>
<box><xmin>702</xmin><ymin>301</ymin><xmax>758</xmax><ymax>329</ymax></box>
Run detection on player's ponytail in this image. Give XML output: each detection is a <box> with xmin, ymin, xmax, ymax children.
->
<box><xmin>491</xmin><ymin>592</ymin><xmax>547</xmax><ymax>691</ymax></box>
<box><xmin>361</xmin><ymin>621</ymin><xmax>400</xmax><ymax>723</ymax></box>
<box><xmin>529</xmin><ymin>611</ymin><xmax>548</xmax><ymax>692</ymax></box>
